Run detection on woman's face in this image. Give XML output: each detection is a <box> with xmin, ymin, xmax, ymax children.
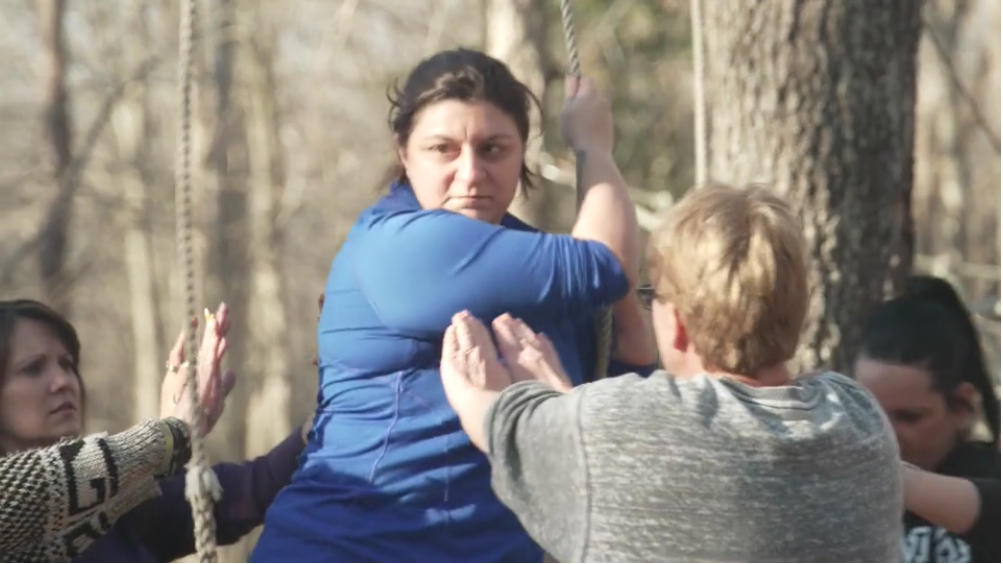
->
<box><xmin>0</xmin><ymin>317</ymin><xmax>83</xmax><ymax>453</ymax></box>
<box><xmin>855</xmin><ymin>355</ymin><xmax>971</xmax><ymax>470</ymax></box>
<box><xmin>398</xmin><ymin>99</ymin><xmax>524</xmax><ymax>225</ymax></box>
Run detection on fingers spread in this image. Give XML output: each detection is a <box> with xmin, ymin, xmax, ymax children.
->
<box><xmin>536</xmin><ymin>333</ymin><xmax>563</xmax><ymax>367</ymax></box>
<box><xmin>464</xmin><ymin>314</ymin><xmax>500</xmax><ymax>359</ymax></box>
<box><xmin>219</xmin><ymin>369</ymin><xmax>238</xmax><ymax>397</ymax></box>
<box><xmin>218</xmin><ymin>302</ymin><xmax>231</xmax><ymax>334</ymax></box>
<box><xmin>169</xmin><ymin>328</ymin><xmax>186</xmax><ymax>365</ymax></box>
<box><xmin>492</xmin><ymin>313</ymin><xmax>521</xmax><ymax>357</ymax></box>
<box><xmin>452</xmin><ymin>311</ymin><xmax>475</xmax><ymax>353</ymax></box>
<box><xmin>507</xmin><ymin>315</ymin><xmax>539</xmax><ymax>345</ymax></box>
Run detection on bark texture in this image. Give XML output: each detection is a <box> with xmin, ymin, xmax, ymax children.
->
<box><xmin>701</xmin><ymin>0</ymin><xmax>922</xmax><ymax>372</ymax></box>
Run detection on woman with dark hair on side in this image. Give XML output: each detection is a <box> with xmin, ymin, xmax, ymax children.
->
<box><xmin>249</xmin><ymin>48</ymin><xmax>655</xmax><ymax>563</ymax></box>
<box><xmin>0</xmin><ymin>299</ymin><xmax>310</xmax><ymax>562</ymax></box>
<box><xmin>855</xmin><ymin>275</ymin><xmax>1000</xmax><ymax>563</ymax></box>
<box><xmin>901</xmin><ymin>464</ymin><xmax>1000</xmax><ymax>562</ymax></box>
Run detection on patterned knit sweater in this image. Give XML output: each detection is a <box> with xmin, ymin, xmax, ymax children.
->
<box><xmin>0</xmin><ymin>418</ymin><xmax>191</xmax><ymax>562</ymax></box>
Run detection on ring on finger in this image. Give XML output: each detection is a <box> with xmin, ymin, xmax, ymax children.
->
<box><xmin>165</xmin><ymin>359</ymin><xmax>199</xmax><ymax>373</ymax></box>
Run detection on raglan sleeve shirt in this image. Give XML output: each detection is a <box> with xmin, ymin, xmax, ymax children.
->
<box><xmin>483</xmin><ymin>381</ymin><xmax>591</xmax><ymax>562</ymax></box>
<box><xmin>352</xmin><ymin>208</ymin><xmax>630</xmax><ymax>337</ymax></box>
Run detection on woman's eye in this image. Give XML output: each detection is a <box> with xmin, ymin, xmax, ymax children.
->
<box><xmin>896</xmin><ymin>412</ymin><xmax>924</xmax><ymax>424</ymax></box>
<box><xmin>22</xmin><ymin>361</ymin><xmax>45</xmax><ymax>376</ymax></box>
<box><xmin>429</xmin><ymin>144</ymin><xmax>451</xmax><ymax>153</ymax></box>
<box><xmin>481</xmin><ymin>144</ymin><xmax>507</xmax><ymax>158</ymax></box>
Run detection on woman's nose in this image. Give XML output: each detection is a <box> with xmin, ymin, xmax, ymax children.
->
<box><xmin>456</xmin><ymin>147</ymin><xmax>486</xmax><ymax>183</ymax></box>
<box><xmin>48</xmin><ymin>364</ymin><xmax>78</xmax><ymax>393</ymax></box>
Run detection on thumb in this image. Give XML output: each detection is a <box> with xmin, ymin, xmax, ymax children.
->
<box><xmin>219</xmin><ymin>369</ymin><xmax>238</xmax><ymax>398</ymax></box>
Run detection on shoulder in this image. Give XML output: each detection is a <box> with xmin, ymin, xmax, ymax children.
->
<box><xmin>798</xmin><ymin>370</ymin><xmax>885</xmax><ymax>412</ymax></box>
<box><xmin>797</xmin><ymin>370</ymin><xmax>891</xmax><ymax>417</ymax></box>
<box><xmin>797</xmin><ymin>369</ymin><xmax>860</xmax><ymax>390</ymax></box>
<box><xmin>941</xmin><ymin>441</ymin><xmax>1001</xmax><ymax>476</ymax></box>
<box><xmin>577</xmin><ymin>371</ymin><xmax>679</xmax><ymax>424</ymax></box>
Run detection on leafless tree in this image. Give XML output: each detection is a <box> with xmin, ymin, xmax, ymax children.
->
<box><xmin>701</xmin><ymin>0</ymin><xmax>923</xmax><ymax>373</ymax></box>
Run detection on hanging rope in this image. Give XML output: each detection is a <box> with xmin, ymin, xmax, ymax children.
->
<box><xmin>559</xmin><ymin>0</ymin><xmax>613</xmax><ymax>383</ymax></box>
<box><xmin>174</xmin><ymin>0</ymin><xmax>220</xmax><ymax>561</ymax></box>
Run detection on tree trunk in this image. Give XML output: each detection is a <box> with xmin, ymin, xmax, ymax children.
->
<box><xmin>200</xmin><ymin>3</ymin><xmax>253</xmax><ymax>559</ymax></box>
<box><xmin>912</xmin><ymin>0</ymin><xmax>973</xmax><ymax>289</ymax></box>
<box><xmin>114</xmin><ymin>87</ymin><xmax>163</xmax><ymax>422</ymax></box>
<box><xmin>950</xmin><ymin>0</ymin><xmax>1000</xmax><ymax>301</ymax></box>
<box><xmin>202</xmin><ymin>0</ymin><xmax>249</xmax><ymax>468</ymax></box>
<box><xmin>701</xmin><ymin>0</ymin><xmax>922</xmax><ymax>373</ymax></box>
<box><xmin>484</xmin><ymin>0</ymin><xmax>553</xmax><ymax>229</ymax></box>
<box><xmin>37</xmin><ymin>0</ymin><xmax>75</xmax><ymax>315</ymax></box>
<box><xmin>990</xmin><ymin>2</ymin><xmax>998</xmax><ymax>329</ymax></box>
<box><xmin>241</xmin><ymin>0</ymin><xmax>291</xmax><ymax>470</ymax></box>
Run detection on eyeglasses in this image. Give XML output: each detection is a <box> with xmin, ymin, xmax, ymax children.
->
<box><xmin>637</xmin><ymin>285</ymin><xmax>656</xmax><ymax>310</ymax></box>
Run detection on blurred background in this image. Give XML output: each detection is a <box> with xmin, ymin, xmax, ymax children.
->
<box><xmin>0</xmin><ymin>0</ymin><xmax>998</xmax><ymax>560</ymax></box>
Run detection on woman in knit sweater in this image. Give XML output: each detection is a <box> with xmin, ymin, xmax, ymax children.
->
<box><xmin>0</xmin><ymin>299</ymin><xmax>309</xmax><ymax>562</ymax></box>
<box><xmin>0</xmin><ymin>417</ymin><xmax>193</xmax><ymax>561</ymax></box>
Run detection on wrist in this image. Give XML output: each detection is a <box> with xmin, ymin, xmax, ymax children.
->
<box><xmin>573</xmin><ymin>146</ymin><xmax>615</xmax><ymax>164</ymax></box>
<box><xmin>458</xmin><ymin>387</ymin><xmax>501</xmax><ymax>452</ymax></box>
<box><xmin>157</xmin><ymin>417</ymin><xmax>193</xmax><ymax>478</ymax></box>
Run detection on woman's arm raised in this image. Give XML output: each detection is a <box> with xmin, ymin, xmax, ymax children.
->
<box><xmin>354</xmin><ymin>77</ymin><xmax>643</xmax><ymax>339</ymax></box>
<box><xmin>564</xmin><ymin>76</ymin><xmax>640</xmax><ymax>287</ymax></box>
<box><xmin>354</xmin><ymin>209</ymin><xmax>630</xmax><ymax>337</ymax></box>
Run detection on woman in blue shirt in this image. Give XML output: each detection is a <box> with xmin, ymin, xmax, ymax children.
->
<box><xmin>250</xmin><ymin>48</ymin><xmax>656</xmax><ymax>563</ymax></box>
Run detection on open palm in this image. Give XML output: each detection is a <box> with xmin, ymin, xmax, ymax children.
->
<box><xmin>159</xmin><ymin>303</ymin><xmax>237</xmax><ymax>435</ymax></box>
<box><xmin>440</xmin><ymin>311</ymin><xmax>512</xmax><ymax>403</ymax></box>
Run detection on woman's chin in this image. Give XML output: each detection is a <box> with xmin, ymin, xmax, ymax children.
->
<box><xmin>46</xmin><ymin>417</ymin><xmax>84</xmax><ymax>442</ymax></box>
<box><xmin>453</xmin><ymin>207</ymin><xmax>502</xmax><ymax>224</ymax></box>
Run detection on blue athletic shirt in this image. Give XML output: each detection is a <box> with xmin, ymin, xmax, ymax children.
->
<box><xmin>250</xmin><ymin>183</ymin><xmax>654</xmax><ymax>563</ymax></box>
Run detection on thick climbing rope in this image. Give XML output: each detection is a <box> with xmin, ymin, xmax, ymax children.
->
<box><xmin>559</xmin><ymin>0</ymin><xmax>613</xmax><ymax>383</ymax></box>
<box><xmin>174</xmin><ymin>0</ymin><xmax>221</xmax><ymax>561</ymax></box>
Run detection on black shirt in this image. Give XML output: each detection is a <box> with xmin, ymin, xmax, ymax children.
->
<box><xmin>965</xmin><ymin>478</ymin><xmax>1000</xmax><ymax>559</ymax></box>
<box><xmin>902</xmin><ymin>441</ymin><xmax>1000</xmax><ymax>563</ymax></box>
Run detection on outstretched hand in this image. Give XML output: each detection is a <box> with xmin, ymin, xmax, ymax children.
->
<box><xmin>440</xmin><ymin>311</ymin><xmax>573</xmax><ymax>403</ymax></box>
<box><xmin>439</xmin><ymin>312</ymin><xmax>574</xmax><ymax>452</ymax></box>
<box><xmin>440</xmin><ymin>311</ymin><xmax>512</xmax><ymax>404</ymax></box>
<box><xmin>491</xmin><ymin>314</ymin><xmax>573</xmax><ymax>393</ymax></box>
<box><xmin>159</xmin><ymin>303</ymin><xmax>238</xmax><ymax>436</ymax></box>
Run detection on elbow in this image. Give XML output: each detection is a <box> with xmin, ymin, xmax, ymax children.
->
<box><xmin>580</xmin><ymin>239</ymin><xmax>636</xmax><ymax>289</ymax></box>
<box><xmin>564</xmin><ymin>239</ymin><xmax>632</xmax><ymax>310</ymax></box>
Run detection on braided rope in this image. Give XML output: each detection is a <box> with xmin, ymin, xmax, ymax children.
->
<box><xmin>175</xmin><ymin>0</ymin><xmax>220</xmax><ymax>561</ymax></box>
<box><xmin>558</xmin><ymin>0</ymin><xmax>581</xmax><ymax>78</ymax></box>
<box><xmin>559</xmin><ymin>0</ymin><xmax>612</xmax><ymax>383</ymax></box>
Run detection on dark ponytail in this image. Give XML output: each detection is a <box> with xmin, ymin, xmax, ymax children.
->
<box><xmin>902</xmin><ymin>275</ymin><xmax>1000</xmax><ymax>449</ymax></box>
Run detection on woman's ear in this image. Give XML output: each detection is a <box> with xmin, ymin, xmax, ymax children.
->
<box><xmin>393</xmin><ymin>133</ymin><xmax>407</xmax><ymax>165</ymax></box>
<box><xmin>948</xmin><ymin>381</ymin><xmax>979</xmax><ymax>429</ymax></box>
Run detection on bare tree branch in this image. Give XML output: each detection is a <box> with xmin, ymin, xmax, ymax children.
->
<box><xmin>922</xmin><ymin>16</ymin><xmax>1002</xmax><ymax>155</ymax></box>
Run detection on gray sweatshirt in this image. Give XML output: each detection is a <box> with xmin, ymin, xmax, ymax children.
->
<box><xmin>485</xmin><ymin>370</ymin><xmax>903</xmax><ymax>563</ymax></box>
